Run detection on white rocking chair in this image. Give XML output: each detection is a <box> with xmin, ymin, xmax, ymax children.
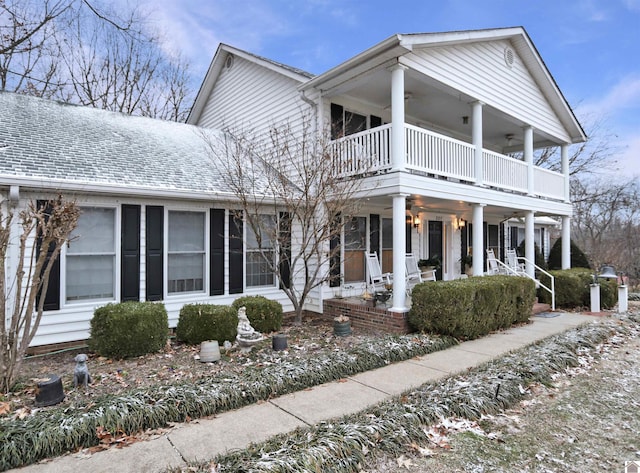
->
<box><xmin>405</xmin><ymin>253</ymin><xmax>436</xmax><ymax>295</ymax></box>
<box><xmin>365</xmin><ymin>252</ymin><xmax>393</xmax><ymax>295</ymax></box>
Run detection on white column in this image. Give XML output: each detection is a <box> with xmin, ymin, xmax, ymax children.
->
<box><xmin>524</xmin><ymin>126</ymin><xmax>534</xmax><ymax>195</ymax></box>
<box><xmin>472</xmin><ymin>203</ymin><xmax>484</xmax><ymax>276</ymax></box>
<box><xmin>561</xmin><ymin>216</ymin><xmax>571</xmax><ymax>270</ymax></box>
<box><xmin>525</xmin><ymin>210</ymin><xmax>535</xmax><ymax>277</ymax></box>
<box><xmin>390</xmin><ymin>64</ymin><xmax>407</xmax><ymax>172</ymax></box>
<box><xmin>472</xmin><ymin>101</ymin><xmax>484</xmax><ymax>186</ymax></box>
<box><xmin>390</xmin><ymin>194</ymin><xmax>408</xmax><ymax>312</ymax></box>
<box><xmin>561</xmin><ymin>144</ymin><xmax>570</xmax><ymax>202</ymax></box>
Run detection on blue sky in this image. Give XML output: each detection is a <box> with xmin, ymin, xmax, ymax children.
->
<box><xmin>143</xmin><ymin>0</ymin><xmax>640</xmax><ymax>175</ymax></box>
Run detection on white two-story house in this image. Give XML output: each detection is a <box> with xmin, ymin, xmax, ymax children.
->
<box><xmin>188</xmin><ymin>27</ymin><xmax>585</xmax><ymax>313</ymax></box>
<box><xmin>0</xmin><ymin>27</ymin><xmax>584</xmax><ymax>347</ymax></box>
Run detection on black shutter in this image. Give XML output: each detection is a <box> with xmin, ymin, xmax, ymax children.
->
<box><xmin>36</xmin><ymin>200</ymin><xmax>60</xmax><ymax>311</ymax></box>
<box><xmin>229</xmin><ymin>211</ymin><xmax>244</xmax><ymax>294</ymax></box>
<box><xmin>145</xmin><ymin>206</ymin><xmax>164</xmax><ymax>301</ymax></box>
<box><xmin>461</xmin><ymin>224</ymin><xmax>469</xmax><ymax>274</ymax></box>
<box><xmin>370</xmin><ymin>115</ymin><xmax>382</xmax><ymax>128</ymax></box>
<box><xmin>405</xmin><ymin>218</ymin><xmax>412</xmax><ymax>254</ymax></box>
<box><xmin>369</xmin><ymin>214</ymin><xmax>380</xmax><ymax>257</ymax></box>
<box><xmin>121</xmin><ymin>205</ymin><xmax>140</xmax><ymax>301</ymax></box>
<box><xmin>330</xmin><ymin>103</ymin><xmax>344</xmax><ymax>140</ymax></box>
<box><xmin>210</xmin><ymin>209</ymin><xmax>225</xmax><ymax>295</ymax></box>
<box><xmin>329</xmin><ymin>213</ymin><xmax>341</xmax><ymax>287</ymax></box>
<box><xmin>510</xmin><ymin>226</ymin><xmax>519</xmax><ymax>250</ymax></box>
<box><xmin>279</xmin><ymin>212</ymin><xmax>292</xmax><ymax>289</ymax></box>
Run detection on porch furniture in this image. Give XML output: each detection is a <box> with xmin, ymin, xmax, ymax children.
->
<box><xmin>406</xmin><ymin>253</ymin><xmax>436</xmax><ymax>295</ymax></box>
<box><xmin>365</xmin><ymin>252</ymin><xmax>393</xmax><ymax>300</ymax></box>
<box><xmin>486</xmin><ymin>249</ymin><xmax>508</xmax><ymax>275</ymax></box>
<box><xmin>505</xmin><ymin>249</ymin><xmax>526</xmax><ymax>276</ymax></box>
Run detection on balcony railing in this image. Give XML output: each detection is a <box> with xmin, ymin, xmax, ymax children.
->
<box><xmin>331</xmin><ymin>123</ymin><xmax>566</xmax><ymax>201</ymax></box>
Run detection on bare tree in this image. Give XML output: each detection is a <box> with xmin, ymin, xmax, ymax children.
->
<box><xmin>1</xmin><ymin>196</ymin><xmax>79</xmax><ymax>393</ymax></box>
<box><xmin>0</xmin><ymin>0</ymin><xmax>193</xmax><ymax>121</ymax></box>
<box><xmin>571</xmin><ymin>177</ymin><xmax>640</xmax><ymax>281</ymax></box>
<box><xmin>206</xmin><ymin>115</ymin><xmax>371</xmax><ymax>324</ymax></box>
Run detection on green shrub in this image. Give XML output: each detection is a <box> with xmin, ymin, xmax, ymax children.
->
<box><xmin>538</xmin><ymin>268</ymin><xmax>617</xmax><ymax>309</ymax></box>
<box><xmin>89</xmin><ymin>302</ymin><xmax>168</xmax><ymax>359</ymax></box>
<box><xmin>408</xmin><ymin>276</ymin><xmax>535</xmax><ymax>339</ymax></box>
<box><xmin>176</xmin><ymin>304</ymin><xmax>237</xmax><ymax>345</ymax></box>
<box><xmin>547</xmin><ymin>238</ymin><xmax>591</xmax><ymax>270</ymax></box>
<box><xmin>231</xmin><ymin>295</ymin><xmax>283</xmax><ymax>333</ymax></box>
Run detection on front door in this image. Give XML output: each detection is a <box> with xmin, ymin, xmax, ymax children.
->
<box><xmin>428</xmin><ymin>220</ymin><xmax>443</xmax><ymax>280</ymax></box>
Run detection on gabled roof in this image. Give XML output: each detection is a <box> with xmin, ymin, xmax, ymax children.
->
<box><xmin>299</xmin><ymin>27</ymin><xmax>585</xmax><ymax>143</ymax></box>
<box><xmin>0</xmin><ymin>92</ymin><xmax>274</xmax><ymax>200</ymax></box>
<box><xmin>187</xmin><ymin>43</ymin><xmax>314</xmax><ymax>125</ymax></box>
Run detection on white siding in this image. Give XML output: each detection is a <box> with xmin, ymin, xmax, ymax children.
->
<box><xmin>408</xmin><ymin>39</ymin><xmax>571</xmax><ymax>143</ymax></box>
<box><xmin>196</xmin><ymin>56</ymin><xmax>307</xmax><ymax>139</ymax></box>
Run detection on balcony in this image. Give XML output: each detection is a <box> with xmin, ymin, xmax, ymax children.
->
<box><xmin>331</xmin><ymin>124</ymin><xmax>566</xmax><ymax>201</ymax></box>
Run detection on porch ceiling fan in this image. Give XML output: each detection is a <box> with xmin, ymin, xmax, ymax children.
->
<box><xmin>383</xmin><ymin>92</ymin><xmax>425</xmax><ymax>110</ymax></box>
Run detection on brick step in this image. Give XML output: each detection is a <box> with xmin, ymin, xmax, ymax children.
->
<box><xmin>532</xmin><ymin>301</ymin><xmax>551</xmax><ymax>315</ymax></box>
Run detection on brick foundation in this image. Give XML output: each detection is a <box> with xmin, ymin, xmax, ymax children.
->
<box><xmin>322</xmin><ymin>298</ymin><xmax>411</xmax><ymax>334</ymax></box>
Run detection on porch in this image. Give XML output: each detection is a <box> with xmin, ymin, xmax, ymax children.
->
<box><xmin>332</xmin><ymin>123</ymin><xmax>566</xmax><ymax>201</ymax></box>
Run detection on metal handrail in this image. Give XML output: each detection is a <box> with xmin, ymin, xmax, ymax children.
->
<box><xmin>489</xmin><ymin>256</ymin><xmax>555</xmax><ymax>311</ymax></box>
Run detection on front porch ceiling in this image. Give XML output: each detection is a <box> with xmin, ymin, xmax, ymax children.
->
<box><xmin>325</xmin><ymin>65</ymin><xmax>560</xmax><ymax>151</ymax></box>
<box><xmin>362</xmin><ymin>194</ymin><xmax>558</xmax><ymax>221</ymax></box>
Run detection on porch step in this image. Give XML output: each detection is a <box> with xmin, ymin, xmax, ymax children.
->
<box><xmin>532</xmin><ymin>301</ymin><xmax>551</xmax><ymax>315</ymax></box>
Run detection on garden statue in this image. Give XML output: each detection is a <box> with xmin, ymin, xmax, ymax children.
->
<box><xmin>73</xmin><ymin>353</ymin><xmax>92</xmax><ymax>388</ymax></box>
<box><xmin>236</xmin><ymin>306</ymin><xmax>264</xmax><ymax>352</ymax></box>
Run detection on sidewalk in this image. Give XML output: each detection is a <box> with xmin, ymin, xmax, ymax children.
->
<box><xmin>14</xmin><ymin>312</ymin><xmax>603</xmax><ymax>473</ymax></box>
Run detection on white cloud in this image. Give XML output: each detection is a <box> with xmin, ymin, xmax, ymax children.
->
<box><xmin>623</xmin><ymin>0</ymin><xmax>640</xmax><ymax>11</ymax></box>
<box><xmin>582</xmin><ymin>75</ymin><xmax>640</xmax><ymax>116</ymax></box>
<box><xmin>618</xmin><ymin>133</ymin><xmax>640</xmax><ymax>176</ymax></box>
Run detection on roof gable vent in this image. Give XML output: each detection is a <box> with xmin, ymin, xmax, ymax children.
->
<box><xmin>225</xmin><ymin>54</ymin><xmax>234</xmax><ymax>69</ymax></box>
<box><xmin>504</xmin><ymin>47</ymin><xmax>515</xmax><ymax>68</ymax></box>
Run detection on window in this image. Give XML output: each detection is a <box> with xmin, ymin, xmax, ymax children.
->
<box><xmin>246</xmin><ymin>215</ymin><xmax>276</xmax><ymax>287</ymax></box>
<box><xmin>66</xmin><ymin>207</ymin><xmax>116</xmax><ymax>302</ymax></box>
<box><xmin>168</xmin><ymin>211</ymin><xmax>205</xmax><ymax>293</ymax></box>
<box><xmin>330</xmin><ymin>103</ymin><xmax>381</xmax><ymax>140</ymax></box>
<box><xmin>344</xmin><ymin>216</ymin><xmax>366</xmax><ymax>282</ymax></box>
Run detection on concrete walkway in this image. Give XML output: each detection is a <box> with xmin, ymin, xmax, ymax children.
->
<box><xmin>14</xmin><ymin>312</ymin><xmax>603</xmax><ymax>473</ymax></box>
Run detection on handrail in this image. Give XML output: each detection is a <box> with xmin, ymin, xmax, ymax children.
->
<box><xmin>516</xmin><ymin>256</ymin><xmax>555</xmax><ymax>311</ymax></box>
<box><xmin>489</xmin><ymin>257</ymin><xmax>555</xmax><ymax>311</ymax></box>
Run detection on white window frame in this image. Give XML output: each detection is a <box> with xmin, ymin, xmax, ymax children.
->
<box><xmin>245</xmin><ymin>214</ymin><xmax>277</xmax><ymax>289</ymax></box>
<box><xmin>166</xmin><ymin>209</ymin><xmax>207</xmax><ymax>296</ymax></box>
<box><xmin>62</xmin><ymin>205</ymin><xmax>118</xmax><ymax>305</ymax></box>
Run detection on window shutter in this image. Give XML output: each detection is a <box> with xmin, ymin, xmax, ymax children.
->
<box><xmin>279</xmin><ymin>212</ymin><xmax>292</xmax><ymax>289</ymax></box>
<box><xmin>121</xmin><ymin>205</ymin><xmax>141</xmax><ymax>301</ymax></box>
<box><xmin>510</xmin><ymin>226</ymin><xmax>519</xmax><ymax>250</ymax></box>
<box><xmin>329</xmin><ymin>213</ymin><xmax>341</xmax><ymax>287</ymax></box>
<box><xmin>370</xmin><ymin>115</ymin><xmax>382</xmax><ymax>128</ymax></box>
<box><xmin>145</xmin><ymin>206</ymin><xmax>164</xmax><ymax>301</ymax></box>
<box><xmin>228</xmin><ymin>211</ymin><xmax>244</xmax><ymax>294</ymax></box>
<box><xmin>210</xmin><ymin>209</ymin><xmax>225</xmax><ymax>295</ymax></box>
<box><xmin>405</xmin><ymin>219</ymin><xmax>412</xmax><ymax>254</ymax></box>
<box><xmin>369</xmin><ymin>214</ymin><xmax>380</xmax><ymax>255</ymax></box>
<box><xmin>36</xmin><ymin>200</ymin><xmax>60</xmax><ymax>311</ymax></box>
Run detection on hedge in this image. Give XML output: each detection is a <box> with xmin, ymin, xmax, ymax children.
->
<box><xmin>176</xmin><ymin>304</ymin><xmax>237</xmax><ymax>345</ymax></box>
<box><xmin>88</xmin><ymin>302</ymin><xmax>168</xmax><ymax>359</ymax></box>
<box><xmin>408</xmin><ymin>276</ymin><xmax>536</xmax><ymax>339</ymax></box>
<box><xmin>231</xmin><ymin>295</ymin><xmax>283</xmax><ymax>333</ymax></box>
<box><xmin>538</xmin><ymin>268</ymin><xmax>617</xmax><ymax>309</ymax></box>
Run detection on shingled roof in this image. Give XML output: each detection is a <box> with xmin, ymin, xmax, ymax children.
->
<box><xmin>0</xmin><ymin>92</ymin><xmax>273</xmax><ymax>200</ymax></box>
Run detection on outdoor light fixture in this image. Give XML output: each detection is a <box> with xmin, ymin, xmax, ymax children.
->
<box><xmin>413</xmin><ymin>216</ymin><xmax>420</xmax><ymax>228</ymax></box>
<box><xmin>457</xmin><ymin>217</ymin><xmax>466</xmax><ymax>228</ymax></box>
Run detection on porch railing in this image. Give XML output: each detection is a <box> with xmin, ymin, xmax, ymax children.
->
<box><xmin>331</xmin><ymin>123</ymin><xmax>567</xmax><ymax>200</ymax></box>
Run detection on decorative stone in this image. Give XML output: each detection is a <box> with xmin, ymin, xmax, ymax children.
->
<box><xmin>200</xmin><ymin>340</ymin><xmax>221</xmax><ymax>362</ymax></box>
